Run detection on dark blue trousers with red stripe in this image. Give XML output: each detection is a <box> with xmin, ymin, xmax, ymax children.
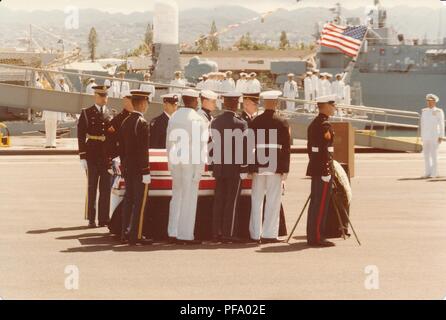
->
<box><xmin>306</xmin><ymin>177</ymin><xmax>332</xmax><ymax>245</ymax></box>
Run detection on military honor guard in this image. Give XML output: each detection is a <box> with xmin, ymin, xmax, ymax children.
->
<box><xmin>421</xmin><ymin>94</ymin><xmax>445</xmax><ymax>178</ymax></box>
<box><xmin>283</xmin><ymin>73</ymin><xmax>299</xmax><ymax>112</ymax></box>
<box><xmin>118</xmin><ymin>90</ymin><xmax>152</xmax><ymax>245</ymax></box>
<box><xmin>249</xmin><ymin>91</ymin><xmax>291</xmax><ymax>243</ymax></box>
<box><xmin>167</xmin><ymin>89</ymin><xmax>208</xmax><ymax>244</ymax></box>
<box><xmin>210</xmin><ymin>92</ymin><xmax>248</xmax><ymax>243</ymax></box>
<box><xmin>107</xmin><ymin>90</ymin><xmax>133</xmax><ymax>174</ymax></box>
<box><xmin>77</xmin><ymin>85</ymin><xmax>114</xmax><ymax>228</ymax></box>
<box><xmin>306</xmin><ymin>95</ymin><xmax>338</xmax><ymax>247</ymax></box>
<box><xmin>148</xmin><ymin>93</ymin><xmax>179</xmax><ymax>149</ymax></box>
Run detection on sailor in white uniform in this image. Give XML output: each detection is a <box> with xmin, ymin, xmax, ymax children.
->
<box><xmin>421</xmin><ymin>94</ymin><xmax>445</xmax><ymax>178</ymax></box>
<box><xmin>139</xmin><ymin>73</ymin><xmax>156</xmax><ymax>102</ymax></box>
<box><xmin>85</xmin><ymin>78</ymin><xmax>96</xmax><ymax>95</ymax></box>
<box><xmin>169</xmin><ymin>71</ymin><xmax>186</xmax><ymax>94</ymax></box>
<box><xmin>167</xmin><ymin>89</ymin><xmax>208</xmax><ymax>244</ymax></box>
<box><xmin>303</xmin><ymin>71</ymin><xmax>314</xmax><ymax>112</ymax></box>
<box><xmin>197</xmin><ymin>90</ymin><xmax>218</xmax><ymax>125</ymax></box>
<box><xmin>311</xmin><ymin>69</ymin><xmax>321</xmax><ymax>99</ymax></box>
<box><xmin>245</xmin><ymin>72</ymin><xmax>261</xmax><ymax>94</ymax></box>
<box><xmin>331</xmin><ymin>74</ymin><xmax>345</xmax><ymax>102</ymax></box>
<box><xmin>116</xmin><ymin>71</ymin><xmax>130</xmax><ymax>98</ymax></box>
<box><xmin>235</xmin><ymin>73</ymin><xmax>248</xmax><ymax>93</ymax></box>
<box><xmin>221</xmin><ymin>71</ymin><xmax>236</xmax><ymax>92</ymax></box>
<box><xmin>283</xmin><ymin>73</ymin><xmax>299</xmax><ymax>112</ymax></box>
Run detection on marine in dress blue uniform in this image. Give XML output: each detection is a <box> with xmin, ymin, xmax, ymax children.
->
<box><xmin>149</xmin><ymin>93</ymin><xmax>179</xmax><ymax>149</ymax></box>
<box><xmin>306</xmin><ymin>95</ymin><xmax>337</xmax><ymax>247</ymax></box>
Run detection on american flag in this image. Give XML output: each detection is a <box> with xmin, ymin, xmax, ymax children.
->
<box><xmin>320</xmin><ymin>23</ymin><xmax>368</xmax><ymax>57</ymax></box>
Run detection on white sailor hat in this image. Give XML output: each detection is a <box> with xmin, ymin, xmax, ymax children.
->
<box><xmin>240</xmin><ymin>72</ymin><xmax>247</xmax><ymax>77</ymax></box>
<box><xmin>306</xmin><ymin>71</ymin><xmax>313</xmax><ymax>75</ymax></box>
<box><xmin>287</xmin><ymin>73</ymin><xmax>295</xmax><ymax>77</ymax></box>
<box><xmin>221</xmin><ymin>91</ymin><xmax>242</xmax><ymax>98</ymax></box>
<box><xmin>202</xmin><ymin>74</ymin><xmax>209</xmax><ymax>78</ymax></box>
<box><xmin>87</xmin><ymin>77</ymin><xmax>95</xmax><ymax>82</ymax></box>
<box><xmin>335</xmin><ymin>73</ymin><xmax>342</xmax><ymax>78</ymax></box>
<box><xmin>260</xmin><ymin>90</ymin><xmax>282</xmax><ymax>100</ymax></box>
<box><xmin>313</xmin><ymin>69</ymin><xmax>320</xmax><ymax>73</ymax></box>
<box><xmin>174</xmin><ymin>70</ymin><xmax>182</xmax><ymax>76</ymax></box>
<box><xmin>326</xmin><ymin>73</ymin><xmax>333</xmax><ymax>78</ymax></box>
<box><xmin>316</xmin><ymin>95</ymin><xmax>337</xmax><ymax>104</ymax></box>
<box><xmin>182</xmin><ymin>89</ymin><xmax>200</xmax><ymax>98</ymax></box>
<box><xmin>249</xmin><ymin>72</ymin><xmax>257</xmax><ymax>77</ymax></box>
<box><xmin>161</xmin><ymin>93</ymin><xmax>180</xmax><ymax>103</ymax></box>
<box><xmin>200</xmin><ymin>90</ymin><xmax>219</xmax><ymax>100</ymax></box>
<box><xmin>226</xmin><ymin>70</ymin><xmax>233</xmax><ymax>75</ymax></box>
<box><xmin>426</xmin><ymin>93</ymin><xmax>439</xmax><ymax>103</ymax></box>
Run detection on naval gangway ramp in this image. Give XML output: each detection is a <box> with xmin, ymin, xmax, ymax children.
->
<box><xmin>0</xmin><ymin>63</ymin><xmax>423</xmax><ymax>152</ymax></box>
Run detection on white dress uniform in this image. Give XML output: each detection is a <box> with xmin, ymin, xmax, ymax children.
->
<box><xmin>169</xmin><ymin>78</ymin><xmax>186</xmax><ymax>94</ymax></box>
<box><xmin>245</xmin><ymin>79</ymin><xmax>261</xmax><ymax>94</ymax></box>
<box><xmin>139</xmin><ymin>82</ymin><xmax>156</xmax><ymax>102</ymax></box>
<box><xmin>104</xmin><ymin>79</ymin><xmax>117</xmax><ymax>98</ymax></box>
<box><xmin>421</xmin><ymin>105</ymin><xmax>445</xmax><ymax>177</ymax></box>
<box><xmin>196</xmin><ymin>80</ymin><xmax>205</xmax><ymax>90</ymax></box>
<box><xmin>331</xmin><ymin>80</ymin><xmax>345</xmax><ymax>102</ymax></box>
<box><xmin>167</xmin><ymin>97</ymin><xmax>208</xmax><ymax>241</ymax></box>
<box><xmin>118</xmin><ymin>80</ymin><xmax>130</xmax><ymax>98</ymax></box>
<box><xmin>343</xmin><ymin>85</ymin><xmax>351</xmax><ymax>105</ymax></box>
<box><xmin>235</xmin><ymin>79</ymin><xmax>247</xmax><ymax>93</ymax></box>
<box><xmin>85</xmin><ymin>82</ymin><xmax>96</xmax><ymax>95</ymax></box>
<box><xmin>42</xmin><ymin>79</ymin><xmax>66</xmax><ymax>148</ymax></box>
<box><xmin>283</xmin><ymin>80</ymin><xmax>299</xmax><ymax>111</ymax></box>
<box><xmin>311</xmin><ymin>74</ymin><xmax>320</xmax><ymax>98</ymax></box>
<box><xmin>320</xmin><ymin>79</ymin><xmax>332</xmax><ymax>96</ymax></box>
<box><xmin>303</xmin><ymin>76</ymin><xmax>314</xmax><ymax>112</ymax></box>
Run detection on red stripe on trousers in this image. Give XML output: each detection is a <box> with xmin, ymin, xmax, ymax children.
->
<box><xmin>315</xmin><ymin>182</ymin><xmax>329</xmax><ymax>243</ymax></box>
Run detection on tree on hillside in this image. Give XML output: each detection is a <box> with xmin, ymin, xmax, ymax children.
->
<box><xmin>144</xmin><ymin>23</ymin><xmax>153</xmax><ymax>50</ymax></box>
<box><xmin>88</xmin><ymin>27</ymin><xmax>98</xmax><ymax>62</ymax></box>
<box><xmin>279</xmin><ymin>31</ymin><xmax>290</xmax><ymax>49</ymax></box>
<box><xmin>208</xmin><ymin>20</ymin><xmax>219</xmax><ymax>51</ymax></box>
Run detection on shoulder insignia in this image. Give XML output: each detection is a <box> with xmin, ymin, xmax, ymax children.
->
<box><xmin>324</xmin><ymin>130</ymin><xmax>332</xmax><ymax>140</ymax></box>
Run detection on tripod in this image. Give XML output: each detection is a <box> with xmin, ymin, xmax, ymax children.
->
<box><xmin>286</xmin><ymin>191</ymin><xmax>361</xmax><ymax>246</ymax></box>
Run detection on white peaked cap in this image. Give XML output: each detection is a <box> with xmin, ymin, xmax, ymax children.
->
<box><xmin>182</xmin><ymin>89</ymin><xmax>200</xmax><ymax>98</ymax></box>
<box><xmin>260</xmin><ymin>90</ymin><xmax>282</xmax><ymax>100</ymax></box>
<box><xmin>221</xmin><ymin>91</ymin><xmax>242</xmax><ymax>98</ymax></box>
<box><xmin>200</xmin><ymin>90</ymin><xmax>219</xmax><ymax>100</ymax></box>
<box><xmin>316</xmin><ymin>95</ymin><xmax>337</xmax><ymax>103</ymax></box>
<box><xmin>426</xmin><ymin>93</ymin><xmax>439</xmax><ymax>103</ymax></box>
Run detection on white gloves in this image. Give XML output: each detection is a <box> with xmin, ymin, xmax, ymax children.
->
<box><xmin>281</xmin><ymin>173</ymin><xmax>288</xmax><ymax>181</ymax></box>
<box><xmin>142</xmin><ymin>174</ymin><xmax>151</xmax><ymax>185</ymax></box>
<box><xmin>80</xmin><ymin>159</ymin><xmax>88</xmax><ymax>172</ymax></box>
<box><xmin>111</xmin><ymin>158</ymin><xmax>121</xmax><ymax>176</ymax></box>
<box><xmin>321</xmin><ymin>175</ymin><xmax>331</xmax><ymax>183</ymax></box>
<box><xmin>240</xmin><ymin>173</ymin><xmax>248</xmax><ymax>180</ymax></box>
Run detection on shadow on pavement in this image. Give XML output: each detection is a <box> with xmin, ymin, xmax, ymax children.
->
<box><xmin>256</xmin><ymin>242</ymin><xmax>311</xmax><ymax>253</ymax></box>
<box><xmin>397</xmin><ymin>177</ymin><xmax>429</xmax><ymax>181</ymax></box>
<box><xmin>27</xmin><ymin>226</ymin><xmax>90</xmax><ymax>234</ymax></box>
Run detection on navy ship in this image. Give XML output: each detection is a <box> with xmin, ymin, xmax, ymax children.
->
<box><xmin>317</xmin><ymin>0</ymin><xmax>446</xmax><ymax>116</ymax></box>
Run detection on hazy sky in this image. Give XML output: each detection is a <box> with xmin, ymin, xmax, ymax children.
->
<box><xmin>2</xmin><ymin>0</ymin><xmax>445</xmax><ymax>13</ymax></box>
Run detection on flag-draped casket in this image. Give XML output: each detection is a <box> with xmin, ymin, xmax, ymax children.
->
<box><xmin>109</xmin><ymin>149</ymin><xmax>287</xmax><ymax>240</ymax></box>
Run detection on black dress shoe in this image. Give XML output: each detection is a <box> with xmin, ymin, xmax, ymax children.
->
<box><xmin>244</xmin><ymin>238</ymin><xmax>261</xmax><ymax>244</ymax></box>
<box><xmin>128</xmin><ymin>237</ymin><xmax>153</xmax><ymax>246</ymax></box>
<box><xmin>98</xmin><ymin>222</ymin><xmax>109</xmax><ymax>227</ymax></box>
<box><xmin>261</xmin><ymin>237</ymin><xmax>283</xmax><ymax>244</ymax></box>
<box><xmin>309</xmin><ymin>240</ymin><xmax>336</xmax><ymax>247</ymax></box>
<box><xmin>176</xmin><ymin>239</ymin><xmax>202</xmax><ymax>245</ymax></box>
<box><xmin>87</xmin><ymin>222</ymin><xmax>97</xmax><ymax>228</ymax></box>
<box><xmin>166</xmin><ymin>236</ymin><xmax>177</xmax><ymax>244</ymax></box>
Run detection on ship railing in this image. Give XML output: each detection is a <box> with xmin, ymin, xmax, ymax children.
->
<box><xmin>0</xmin><ymin>63</ymin><xmax>427</xmax><ymax>139</ymax></box>
<box><xmin>278</xmin><ymin>96</ymin><xmax>422</xmax><ymax>139</ymax></box>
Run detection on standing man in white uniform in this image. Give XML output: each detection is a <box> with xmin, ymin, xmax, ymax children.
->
<box><xmin>303</xmin><ymin>71</ymin><xmax>314</xmax><ymax>112</ymax></box>
<box><xmin>166</xmin><ymin>89</ymin><xmax>208</xmax><ymax>244</ymax></box>
<box><xmin>235</xmin><ymin>73</ymin><xmax>248</xmax><ymax>93</ymax></box>
<box><xmin>169</xmin><ymin>71</ymin><xmax>186</xmax><ymax>94</ymax></box>
<box><xmin>421</xmin><ymin>94</ymin><xmax>445</xmax><ymax>178</ymax></box>
<box><xmin>311</xmin><ymin>69</ymin><xmax>321</xmax><ymax>99</ymax></box>
<box><xmin>139</xmin><ymin>73</ymin><xmax>156</xmax><ymax>102</ymax></box>
<box><xmin>331</xmin><ymin>74</ymin><xmax>345</xmax><ymax>102</ymax></box>
<box><xmin>283</xmin><ymin>73</ymin><xmax>299</xmax><ymax>112</ymax></box>
<box><xmin>248</xmin><ymin>91</ymin><xmax>291</xmax><ymax>243</ymax></box>
<box><xmin>85</xmin><ymin>78</ymin><xmax>96</xmax><ymax>95</ymax></box>
<box><xmin>116</xmin><ymin>71</ymin><xmax>130</xmax><ymax>98</ymax></box>
<box><xmin>245</xmin><ymin>72</ymin><xmax>261</xmax><ymax>94</ymax></box>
